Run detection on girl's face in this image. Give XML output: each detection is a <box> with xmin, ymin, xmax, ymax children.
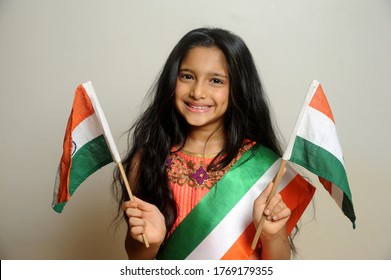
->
<box><xmin>175</xmin><ymin>47</ymin><xmax>230</xmax><ymax>132</ymax></box>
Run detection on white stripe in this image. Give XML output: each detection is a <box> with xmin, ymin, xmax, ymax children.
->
<box><xmin>72</xmin><ymin>113</ymin><xmax>103</xmax><ymax>157</ymax></box>
<box><xmin>283</xmin><ymin>80</ymin><xmax>319</xmax><ymax>160</ymax></box>
<box><xmin>186</xmin><ymin>159</ymin><xmax>295</xmax><ymax>260</ymax></box>
<box><xmin>331</xmin><ymin>183</ymin><xmax>344</xmax><ymax>209</ymax></box>
<box><xmin>297</xmin><ymin>107</ymin><xmax>345</xmax><ymax>165</ymax></box>
<box><xmin>83</xmin><ymin>81</ymin><xmax>121</xmax><ymax>163</ymax></box>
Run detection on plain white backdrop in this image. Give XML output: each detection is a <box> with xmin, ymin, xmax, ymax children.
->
<box><xmin>1</xmin><ymin>0</ymin><xmax>390</xmax><ymax>259</ymax></box>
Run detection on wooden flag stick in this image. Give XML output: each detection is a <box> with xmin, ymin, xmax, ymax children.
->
<box><xmin>251</xmin><ymin>159</ymin><xmax>287</xmax><ymax>249</ymax></box>
<box><xmin>117</xmin><ymin>161</ymin><xmax>150</xmax><ymax>248</ymax></box>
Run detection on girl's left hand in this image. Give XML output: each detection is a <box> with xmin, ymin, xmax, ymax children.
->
<box><xmin>252</xmin><ymin>181</ymin><xmax>291</xmax><ymax>238</ymax></box>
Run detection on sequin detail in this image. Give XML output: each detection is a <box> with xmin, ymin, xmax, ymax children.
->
<box><xmin>191</xmin><ymin>166</ymin><xmax>210</xmax><ymax>185</ymax></box>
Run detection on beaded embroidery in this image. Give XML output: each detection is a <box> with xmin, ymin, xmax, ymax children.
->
<box><xmin>166</xmin><ymin>142</ymin><xmax>254</xmax><ymax>189</ymax></box>
<box><xmin>192</xmin><ymin>166</ymin><xmax>209</xmax><ymax>185</ymax></box>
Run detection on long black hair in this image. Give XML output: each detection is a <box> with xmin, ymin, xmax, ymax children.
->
<box><xmin>112</xmin><ymin>27</ymin><xmax>282</xmax><ymax>235</ymax></box>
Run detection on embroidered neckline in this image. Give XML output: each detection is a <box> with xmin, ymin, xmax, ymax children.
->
<box><xmin>166</xmin><ymin>152</ymin><xmax>223</xmax><ymax>189</ymax></box>
<box><xmin>166</xmin><ymin>142</ymin><xmax>255</xmax><ymax>189</ymax></box>
<box><xmin>179</xmin><ymin>149</ymin><xmax>219</xmax><ymax>158</ymax></box>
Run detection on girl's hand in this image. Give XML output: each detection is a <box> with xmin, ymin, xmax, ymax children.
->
<box><xmin>253</xmin><ymin>181</ymin><xmax>291</xmax><ymax>239</ymax></box>
<box><xmin>122</xmin><ymin>197</ymin><xmax>166</xmax><ymax>247</ymax></box>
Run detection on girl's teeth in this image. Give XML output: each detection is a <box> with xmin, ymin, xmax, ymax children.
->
<box><xmin>190</xmin><ymin>105</ymin><xmax>209</xmax><ymax>109</ymax></box>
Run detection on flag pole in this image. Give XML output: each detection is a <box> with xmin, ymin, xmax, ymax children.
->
<box><xmin>251</xmin><ymin>159</ymin><xmax>287</xmax><ymax>249</ymax></box>
<box><xmin>118</xmin><ymin>161</ymin><xmax>150</xmax><ymax>248</ymax></box>
<box><xmin>251</xmin><ymin>80</ymin><xmax>319</xmax><ymax>250</ymax></box>
<box><xmin>251</xmin><ymin>81</ymin><xmax>317</xmax><ymax>249</ymax></box>
<box><xmin>84</xmin><ymin>81</ymin><xmax>150</xmax><ymax>248</ymax></box>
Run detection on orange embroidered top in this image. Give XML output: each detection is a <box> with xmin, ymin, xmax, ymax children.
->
<box><xmin>165</xmin><ymin>142</ymin><xmax>255</xmax><ymax>234</ymax></box>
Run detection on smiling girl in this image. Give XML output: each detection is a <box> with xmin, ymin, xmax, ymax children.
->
<box><xmin>113</xmin><ymin>27</ymin><xmax>314</xmax><ymax>260</ymax></box>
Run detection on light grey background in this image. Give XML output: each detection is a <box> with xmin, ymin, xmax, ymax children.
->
<box><xmin>1</xmin><ymin>0</ymin><xmax>390</xmax><ymax>259</ymax></box>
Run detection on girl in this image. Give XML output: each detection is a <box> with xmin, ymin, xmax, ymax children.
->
<box><xmin>113</xmin><ymin>27</ymin><xmax>313</xmax><ymax>260</ymax></box>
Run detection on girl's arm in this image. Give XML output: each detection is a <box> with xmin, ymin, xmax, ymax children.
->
<box><xmin>259</xmin><ymin>224</ymin><xmax>291</xmax><ymax>260</ymax></box>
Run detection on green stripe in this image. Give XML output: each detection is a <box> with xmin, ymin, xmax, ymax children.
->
<box><xmin>291</xmin><ymin>136</ymin><xmax>351</xmax><ymax>198</ymax></box>
<box><xmin>157</xmin><ymin>145</ymin><xmax>278</xmax><ymax>260</ymax></box>
<box><xmin>53</xmin><ymin>135</ymin><xmax>113</xmax><ymax>213</ymax></box>
<box><xmin>291</xmin><ymin>136</ymin><xmax>356</xmax><ymax>227</ymax></box>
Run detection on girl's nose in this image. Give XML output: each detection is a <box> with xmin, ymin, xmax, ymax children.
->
<box><xmin>190</xmin><ymin>81</ymin><xmax>206</xmax><ymax>99</ymax></box>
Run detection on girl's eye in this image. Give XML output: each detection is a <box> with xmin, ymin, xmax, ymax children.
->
<box><xmin>211</xmin><ymin>78</ymin><xmax>223</xmax><ymax>84</ymax></box>
<box><xmin>179</xmin><ymin>74</ymin><xmax>193</xmax><ymax>80</ymax></box>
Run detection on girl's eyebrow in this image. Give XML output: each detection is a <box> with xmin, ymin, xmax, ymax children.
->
<box><xmin>178</xmin><ymin>67</ymin><xmax>193</xmax><ymax>73</ymax></box>
<box><xmin>178</xmin><ymin>68</ymin><xmax>228</xmax><ymax>79</ymax></box>
<box><xmin>212</xmin><ymin>72</ymin><xmax>228</xmax><ymax>79</ymax></box>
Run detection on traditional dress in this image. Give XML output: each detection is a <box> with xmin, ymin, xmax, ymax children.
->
<box><xmin>158</xmin><ymin>143</ymin><xmax>315</xmax><ymax>260</ymax></box>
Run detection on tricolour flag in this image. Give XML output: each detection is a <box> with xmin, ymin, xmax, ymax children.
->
<box><xmin>283</xmin><ymin>80</ymin><xmax>356</xmax><ymax>228</ymax></box>
<box><xmin>52</xmin><ymin>81</ymin><xmax>121</xmax><ymax>213</ymax></box>
<box><xmin>158</xmin><ymin>146</ymin><xmax>315</xmax><ymax>260</ymax></box>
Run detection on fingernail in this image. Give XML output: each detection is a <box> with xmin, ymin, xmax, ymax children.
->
<box><xmin>272</xmin><ymin>216</ymin><xmax>277</xmax><ymax>221</ymax></box>
<box><xmin>264</xmin><ymin>209</ymin><xmax>270</xmax><ymax>215</ymax></box>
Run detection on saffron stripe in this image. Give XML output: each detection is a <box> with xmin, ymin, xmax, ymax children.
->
<box><xmin>157</xmin><ymin>146</ymin><xmax>278</xmax><ymax>260</ymax></box>
<box><xmin>221</xmin><ymin>223</ymin><xmax>256</xmax><ymax>260</ymax></box>
<box><xmin>308</xmin><ymin>83</ymin><xmax>335</xmax><ymax>123</ymax></box>
<box><xmin>71</xmin><ymin>85</ymin><xmax>95</xmax><ymax>130</ymax></box>
<box><xmin>54</xmin><ymin>85</ymin><xmax>96</xmax><ymax>204</ymax></box>
<box><xmin>55</xmin><ymin>119</ymin><xmax>73</xmax><ymax>204</ymax></box>
<box><xmin>279</xmin><ymin>173</ymin><xmax>316</xmax><ymax>233</ymax></box>
<box><xmin>297</xmin><ymin>107</ymin><xmax>344</xmax><ymax>165</ymax></box>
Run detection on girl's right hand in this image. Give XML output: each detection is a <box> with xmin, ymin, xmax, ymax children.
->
<box><xmin>122</xmin><ymin>197</ymin><xmax>167</xmax><ymax>247</ymax></box>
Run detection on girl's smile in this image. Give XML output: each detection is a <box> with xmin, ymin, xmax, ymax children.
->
<box><xmin>184</xmin><ymin>101</ymin><xmax>213</xmax><ymax>113</ymax></box>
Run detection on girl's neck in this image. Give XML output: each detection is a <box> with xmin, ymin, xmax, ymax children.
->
<box><xmin>183</xmin><ymin>126</ymin><xmax>226</xmax><ymax>155</ymax></box>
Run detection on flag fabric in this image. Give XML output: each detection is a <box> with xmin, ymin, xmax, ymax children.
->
<box><xmin>52</xmin><ymin>81</ymin><xmax>121</xmax><ymax>213</ymax></box>
<box><xmin>283</xmin><ymin>80</ymin><xmax>356</xmax><ymax>228</ymax></box>
<box><xmin>157</xmin><ymin>145</ymin><xmax>315</xmax><ymax>260</ymax></box>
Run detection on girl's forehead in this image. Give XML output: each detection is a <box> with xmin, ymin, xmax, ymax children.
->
<box><xmin>185</xmin><ymin>46</ymin><xmax>224</xmax><ymax>57</ymax></box>
<box><xmin>181</xmin><ymin>46</ymin><xmax>228</xmax><ymax>71</ymax></box>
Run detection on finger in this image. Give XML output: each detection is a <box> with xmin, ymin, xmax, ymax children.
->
<box><xmin>263</xmin><ymin>193</ymin><xmax>282</xmax><ymax>216</ymax></box>
<box><xmin>266</xmin><ymin>193</ymin><xmax>282</xmax><ymax>210</ymax></box>
<box><xmin>122</xmin><ymin>200</ymin><xmax>138</xmax><ymax>211</ymax></box>
<box><xmin>129</xmin><ymin>220</ymin><xmax>146</xmax><ymax>236</ymax></box>
<box><xmin>130</xmin><ymin>225</ymin><xmax>145</xmax><ymax>236</ymax></box>
<box><xmin>128</xmin><ymin>214</ymin><xmax>147</xmax><ymax>239</ymax></box>
<box><xmin>125</xmin><ymin>207</ymin><xmax>143</xmax><ymax>219</ymax></box>
<box><xmin>129</xmin><ymin>216</ymin><xmax>146</xmax><ymax>228</ymax></box>
<box><xmin>132</xmin><ymin>196</ymin><xmax>157</xmax><ymax>212</ymax></box>
<box><xmin>122</xmin><ymin>196</ymin><xmax>154</xmax><ymax>215</ymax></box>
<box><xmin>121</xmin><ymin>201</ymin><xmax>131</xmax><ymax>211</ymax></box>
<box><xmin>266</xmin><ymin>197</ymin><xmax>291</xmax><ymax>221</ymax></box>
<box><xmin>258</xmin><ymin>181</ymin><xmax>274</xmax><ymax>204</ymax></box>
<box><xmin>270</xmin><ymin>205</ymin><xmax>291</xmax><ymax>221</ymax></box>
